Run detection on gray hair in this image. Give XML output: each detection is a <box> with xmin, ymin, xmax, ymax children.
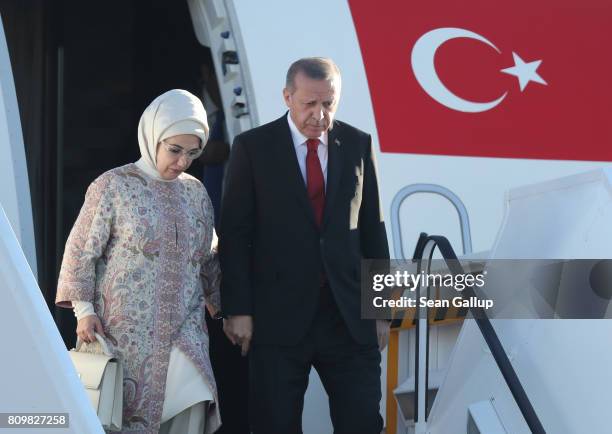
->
<box><xmin>285</xmin><ymin>57</ymin><xmax>341</xmax><ymax>92</ymax></box>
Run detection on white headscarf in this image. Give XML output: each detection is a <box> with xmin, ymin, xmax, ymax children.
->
<box><xmin>135</xmin><ymin>89</ymin><xmax>209</xmax><ymax>181</ymax></box>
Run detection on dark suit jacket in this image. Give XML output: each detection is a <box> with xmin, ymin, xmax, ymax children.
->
<box><xmin>219</xmin><ymin>114</ymin><xmax>389</xmax><ymax>345</ymax></box>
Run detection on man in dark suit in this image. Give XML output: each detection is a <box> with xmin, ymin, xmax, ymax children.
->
<box><xmin>219</xmin><ymin>57</ymin><xmax>390</xmax><ymax>434</ymax></box>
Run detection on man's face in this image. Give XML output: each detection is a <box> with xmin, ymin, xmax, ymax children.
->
<box><xmin>283</xmin><ymin>72</ymin><xmax>340</xmax><ymax>139</ymax></box>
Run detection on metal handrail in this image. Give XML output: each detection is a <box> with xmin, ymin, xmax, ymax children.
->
<box><xmin>411</xmin><ymin>232</ymin><xmax>546</xmax><ymax>434</ymax></box>
<box><xmin>390</xmin><ymin>184</ymin><xmax>473</xmax><ymax>259</ymax></box>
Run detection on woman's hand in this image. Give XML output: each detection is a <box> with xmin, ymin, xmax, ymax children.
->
<box><xmin>76</xmin><ymin>315</ymin><xmax>105</xmax><ymax>343</ymax></box>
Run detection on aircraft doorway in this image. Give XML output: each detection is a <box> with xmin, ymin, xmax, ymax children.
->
<box><xmin>49</xmin><ymin>2</ymin><xmax>246</xmax><ymax>433</ymax></box>
<box><xmin>1</xmin><ymin>1</ymin><xmax>248</xmax><ymax>431</ymax></box>
<box><xmin>55</xmin><ymin>0</ymin><xmax>216</xmax><ymax>341</ymax></box>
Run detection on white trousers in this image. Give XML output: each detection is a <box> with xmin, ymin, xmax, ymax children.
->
<box><xmin>159</xmin><ymin>346</ymin><xmax>214</xmax><ymax>433</ymax></box>
<box><xmin>161</xmin><ymin>346</ymin><xmax>213</xmax><ymax>422</ymax></box>
<box><xmin>159</xmin><ymin>402</ymin><xmax>206</xmax><ymax>434</ymax></box>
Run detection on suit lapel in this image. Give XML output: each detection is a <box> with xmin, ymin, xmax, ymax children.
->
<box><xmin>273</xmin><ymin>115</ymin><xmax>318</xmax><ymax>228</ymax></box>
<box><xmin>322</xmin><ymin>122</ymin><xmax>343</xmax><ymax>230</ymax></box>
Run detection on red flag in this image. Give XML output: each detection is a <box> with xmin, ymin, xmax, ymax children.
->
<box><xmin>349</xmin><ymin>0</ymin><xmax>612</xmax><ymax>161</ymax></box>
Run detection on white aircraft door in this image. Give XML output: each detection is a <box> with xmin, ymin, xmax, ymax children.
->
<box><xmin>0</xmin><ymin>13</ymin><xmax>36</xmax><ymax>277</ymax></box>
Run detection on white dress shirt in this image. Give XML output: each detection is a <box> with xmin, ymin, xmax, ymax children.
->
<box><xmin>287</xmin><ymin>113</ymin><xmax>328</xmax><ymax>187</ymax></box>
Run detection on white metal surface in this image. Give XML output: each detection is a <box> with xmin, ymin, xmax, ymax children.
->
<box><xmin>188</xmin><ymin>0</ymin><xmax>255</xmax><ymax>141</ymax></box>
<box><xmin>427</xmin><ymin>169</ymin><xmax>612</xmax><ymax>434</ymax></box>
<box><xmin>467</xmin><ymin>400</ymin><xmax>507</xmax><ymax>434</ymax></box>
<box><xmin>0</xmin><ymin>15</ymin><xmax>36</xmax><ymax>276</ymax></box>
<box><xmin>0</xmin><ymin>204</ymin><xmax>104</xmax><ymax>433</ymax></box>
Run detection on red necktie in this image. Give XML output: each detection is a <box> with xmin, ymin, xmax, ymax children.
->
<box><xmin>306</xmin><ymin>138</ymin><xmax>325</xmax><ymax>227</ymax></box>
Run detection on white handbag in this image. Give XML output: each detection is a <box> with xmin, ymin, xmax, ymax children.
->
<box><xmin>68</xmin><ymin>333</ymin><xmax>123</xmax><ymax>431</ymax></box>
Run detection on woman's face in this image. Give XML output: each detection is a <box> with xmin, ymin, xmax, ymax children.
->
<box><xmin>156</xmin><ymin>134</ymin><xmax>201</xmax><ymax>180</ymax></box>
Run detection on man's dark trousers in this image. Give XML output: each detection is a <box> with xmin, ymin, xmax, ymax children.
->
<box><xmin>249</xmin><ymin>285</ymin><xmax>383</xmax><ymax>434</ymax></box>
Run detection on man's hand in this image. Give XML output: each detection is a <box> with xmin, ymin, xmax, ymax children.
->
<box><xmin>76</xmin><ymin>315</ymin><xmax>105</xmax><ymax>343</ymax></box>
<box><xmin>376</xmin><ymin>320</ymin><xmax>390</xmax><ymax>351</ymax></box>
<box><xmin>223</xmin><ymin>315</ymin><xmax>253</xmax><ymax>356</ymax></box>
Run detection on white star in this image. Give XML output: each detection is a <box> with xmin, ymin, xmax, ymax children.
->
<box><xmin>501</xmin><ymin>52</ymin><xmax>547</xmax><ymax>91</ymax></box>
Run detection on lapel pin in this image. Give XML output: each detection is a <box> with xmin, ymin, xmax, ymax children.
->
<box><xmin>335</xmin><ymin>138</ymin><xmax>341</xmax><ymax>147</ymax></box>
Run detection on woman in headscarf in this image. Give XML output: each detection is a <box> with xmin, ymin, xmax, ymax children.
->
<box><xmin>56</xmin><ymin>89</ymin><xmax>221</xmax><ymax>433</ymax></box>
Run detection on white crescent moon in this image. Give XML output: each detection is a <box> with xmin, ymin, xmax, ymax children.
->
<box><xmin>411</xmin><ymin>27</ymin><xmax>507</xmax><ymax>113</ymax></box>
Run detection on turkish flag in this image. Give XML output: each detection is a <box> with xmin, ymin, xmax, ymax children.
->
<box><xmin>349</xmin><ymin>0</ymin><xmax>612</xmax><ymax>161</ymax></box>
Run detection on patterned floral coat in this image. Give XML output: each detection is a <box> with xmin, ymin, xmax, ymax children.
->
<box><xmin>56</xmin><ymin>163</ymin><xmax>221</xmax><ymax>433</ymax></box>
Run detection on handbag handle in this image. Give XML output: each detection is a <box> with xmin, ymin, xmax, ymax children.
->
<box><xmin>74</xmin><ymin>332</ymin><xmax>113</xmax><ymax>357</ymax></box>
